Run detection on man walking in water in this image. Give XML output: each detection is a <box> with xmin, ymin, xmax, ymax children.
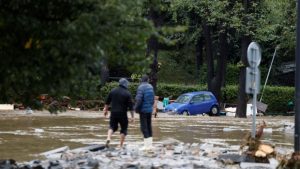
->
<box><xmin>103</xmin><ymin>78</ymin><xmax>134</xmax><ymax>148</ymax></box>
<box><xmin>135</xmin><ymin>75</ymin><xmax>155</xmax><ymax>151</ymax></box>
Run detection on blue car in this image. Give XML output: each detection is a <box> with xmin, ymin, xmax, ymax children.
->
<box><xmin>164</xmin><ymin>91</ymin><xmax>219</xmax><ymax>116</ymax></box>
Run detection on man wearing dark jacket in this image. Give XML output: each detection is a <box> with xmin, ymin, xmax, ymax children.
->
<box><xmin>135</xmin><ymin>75</ymin><xmax>155</xmax><ymax>151</ymax></box>
<box><xmin>103</xmin><ymin>78</ymin><xmax>134</xmax><ymax>148</ymax></box>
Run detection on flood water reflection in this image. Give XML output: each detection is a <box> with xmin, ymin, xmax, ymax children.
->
<box><xmin>0</xmin><ymin>112</ymin><xmax>294</xmax><ymax>161</ymax></box>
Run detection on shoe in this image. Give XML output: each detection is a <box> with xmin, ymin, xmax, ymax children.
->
<box><xmin>105</xmin><ymin>140</ymin><xmax>110</xmax><ymax>148</ymax></box>
<box><xmin>144</xmin><ymin>137</ymin><xmax>153</xmax><ymax>151</ymax></box>
<box><xmin>139</xmin><ymin>138</ymin><xmax>147</xmax><ymax>151</ymax></box>
<box><xmin>148</xmin><ymin>137</ymin><xmax>153</xmax><ymax>150</ymax></box>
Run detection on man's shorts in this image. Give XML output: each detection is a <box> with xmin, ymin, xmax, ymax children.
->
<box><xmin>109</xmin><ymin>116</ymin><xmax>128</xmax><ymax>135</ymax></box>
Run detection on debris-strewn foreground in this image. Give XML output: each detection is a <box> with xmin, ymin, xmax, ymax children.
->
<box><xmin>0</xmin><ymin>138</ymin><xmax>293</xmax><ymax>169</ymax></box>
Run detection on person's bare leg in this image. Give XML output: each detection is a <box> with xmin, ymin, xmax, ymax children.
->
<box><xmin>106</xmin><ymin>129</ymin><xmax>113</xmax><ymax>148</ymax></box>
<box><xmin>119</xmin><ymin>134</ymin><xmax>125</xmax><ymax>148</ymax></box>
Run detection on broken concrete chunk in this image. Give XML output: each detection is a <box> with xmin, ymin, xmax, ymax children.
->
<box><xmin>161</xmin><ymin>138</ymin><xmax>180</xmax><ymax>146</ymax></box>
<box><xmin>41</xmin><ymin>146</ymin><xmax>69</xmax><ymax>157</ymax></box>
<box><xmin>218</xmin><ymin>154</ymin><xmax>243</xmax><ymax>164</ymax></box>
<box><xmin>240</xmin><ymin>162</ymin><xmax>273</xmax><ymax>169</ymax></box>
<box><xmin>174</xmin><ymin>146</ymin><xmax>183</xmax><ymax>154</ymax></box>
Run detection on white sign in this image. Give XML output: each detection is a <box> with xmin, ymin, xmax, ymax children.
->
<box><xmin>247</xmin><ymin>42</ymin><xmax>261</xmax><ymax>67</ymax></box>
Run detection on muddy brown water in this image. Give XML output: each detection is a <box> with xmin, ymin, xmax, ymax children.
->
<box><xmin>0</xmin><ymin>111</ymin><xmax>294</xmax><ymax>162</ymax></box>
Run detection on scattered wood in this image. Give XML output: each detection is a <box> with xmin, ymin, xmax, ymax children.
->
<box><xmin>258</xmin><ymin>144</ymin><xmax>274</xmax><ymax>155</ymax></box>
<box><xmin>255</xmin><ymin>150</ymin><xmax>266</xmax><ymax>158</ymax></box>
<box><xmin>240</xmin><ymin>120</ymin><xmax>276</xmax><ymax>163</ymax></box>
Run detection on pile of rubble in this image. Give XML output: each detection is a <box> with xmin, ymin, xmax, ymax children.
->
<box><xmin>1</xmin><ymin>138</ymin><xmax>293</xmax><ymax>169</ymax></box>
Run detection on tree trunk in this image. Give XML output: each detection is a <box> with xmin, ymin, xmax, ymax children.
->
<box><xmin>236</xmin><ymin>0</ymin><xmax>251</xmax><ymax>118</ymax></box>
<box><xmin>236</xmin><ymin>36</ymin><xmax>250</xmax><ymax>117</ymax></box>
<box><xmin>202</xmin><ymin>23</ymin><xmax>214</xmax><ymax>91</ymax></box>
<box><xmin>214</xmin><ymin>31</ymin><xmax>229</xmax><ymax>102</ymax></box>
<box><xmin>147</xmin><ymin>5</ymin><xmax>160</xmax><ymax>92</ymax></box>
<box><xmin>149</xmin><ymin>36</ymin><xmax>159</xmax><ymax>92</ymax></box>
<box><xmin>195</xmin><ymin>37</ymin><xmax>204</xmax><ymax>78</ymax></box>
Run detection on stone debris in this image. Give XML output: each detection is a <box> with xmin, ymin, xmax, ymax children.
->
<box><xmin>1</xmin><ymin>138</ymin><xmax>292</xmax><ymax>169</ymax></box>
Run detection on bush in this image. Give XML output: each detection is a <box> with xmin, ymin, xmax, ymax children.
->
<box><xmin>100</xmin><ymin>82</ymin><xmax>294</xmax><ymax>114</ymax></box>
<box><xmin>221</xmin><ymin>85</ymin><xmax>294</xmax><ymax>114</ymax></box>
<box><xmin>259</xmin><ymin>86</ymin><xmax>294</xmax><ymax>114</ymax></box>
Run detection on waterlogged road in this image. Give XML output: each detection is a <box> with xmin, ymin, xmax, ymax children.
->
<box><xmin>0</xmin><ymin>111</ymin><xmax>294</xmax><ymax>161</ymax></box>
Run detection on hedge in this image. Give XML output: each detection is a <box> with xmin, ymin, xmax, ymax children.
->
<box><xmin>100</xmin><ymin>82</ymin><xmax>294</xmax><ymax>114</ymax></box>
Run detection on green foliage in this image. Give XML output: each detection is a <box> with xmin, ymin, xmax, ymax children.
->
<box><xmin>256</xmin><ymin>0</ymin><xmax>296</xmax><ymax>62</ymax></box>
<box><xmin>0</xmin><ymin>0</ymin><xmax>296</xmax><ymax>111</ymax></box>
<box><xmin>0</xmin><ymin>0</ymin><xmax>152</xmax><ymax>106</ymax></box>
<box><xmin>225</xmin><ymin>64</ymin><xmax>240</xmax><ymax>85</ymax></box>
<box><xmin>260</xmin><ymin>86</ymin><xmax>294</xmax><ymax>114</ymax></box>
<box><xmin>157</xmin><ymin>51</ymin><xmax>200</xmax><ymax>84</ymax></box>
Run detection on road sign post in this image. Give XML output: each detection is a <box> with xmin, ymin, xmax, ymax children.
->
<box><xmin>246</xmin><ymin>42</ymin><xmax>261</xmax><ymax>138</ymax></box>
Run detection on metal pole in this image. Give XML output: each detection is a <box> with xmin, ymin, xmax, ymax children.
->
<box><xmin>260</xmin><ymin>47</ymin><xmax>277</xmax><ymax>102</ymax></box>
<box><xmin>252</xmin><ymin>69</ymin><xmax>257</xmax><ymax>138</ymax></box>
<box><xmin>295</xmin><ymin>0</ymin><xmax>300</xmax><ymax>152</ymax></box>
<box><xmin>251</xmin><ymin>49</ymin><xmax>257</xmax><ymax>138</ymax></box>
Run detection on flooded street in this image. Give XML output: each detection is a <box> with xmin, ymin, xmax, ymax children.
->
<box><xmin>0</xmin><ymin>111</ymin><xmax>294</xmax><ymax>162</ymax></box>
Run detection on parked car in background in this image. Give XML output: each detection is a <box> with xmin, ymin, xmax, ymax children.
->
<box><xmin>164</xmin><ymin>91</ymin><xmax>219</xmax><ymax>116</ymax></box>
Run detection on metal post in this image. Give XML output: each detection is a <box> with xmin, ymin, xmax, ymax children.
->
<box><xmin>251</xmin><ymin>72</ymin><xmax>257</xmax><ymax>138</ymax></box>
<box><xmin>295</xmin><ymin>0</ymin><xmax>300</xmax><ymax>152</ymax></box>
<box><xmin>251</xmin><ymin>49</ymin><xmax>257</xmax><ymax>138</ymax></box>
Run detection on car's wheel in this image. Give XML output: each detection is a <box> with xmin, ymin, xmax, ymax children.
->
<box><xmin>182</xmin><ymin>110</ymin><xmax>190</xmax><ymax>116</ymax></box>
<box><xmin>210</xmin><ymin>105</ymin><xmax>219</xmax><ymax>116</ymax></box>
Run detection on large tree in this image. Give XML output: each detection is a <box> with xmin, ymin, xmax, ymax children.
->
<box><xmin>0</xmin><ymin>0</ymin><xmax>151</xmax><ymax>107</ymax></box>
<box><xmin>171</xmin><ymin>0</ymin><xmax>240</xmax><ymax>101</ymax></box>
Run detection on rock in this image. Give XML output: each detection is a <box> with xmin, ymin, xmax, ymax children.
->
<box><xmin>240</xmin><ymin>162</ymin><xmax>273</xmax><ymax>169</ymax></box>
<box><xmin>165</xmin><ymin>150</ymin><xmax>174</xmax><ymax>156</ymax></box>
<box><xmin>200</xmin><ymin>143</ymin><xmax>214</xmax><ymax>151</ymax></box>
<box><xmin>0</xmin><ymin>159</ymin><xmax>18</xmax><ymax>169</ymax></box>
<box><xmin>165</xmin><ymin>144</ymin><xmax>174</xmax><ymax>150</ymax></box>
<box><xmin>218</xmin><ymin>154</ymin><xmax>244</xmax><ymax>164</ymax></box>
<box><xmin>46</xmin><ymin>153</ymin><xmax>62</xmax><ymax>160</ymax></box>
<box><xmin>174</xmin><ymin>146</ymin><xmax>183</xmax><ymax>154</ymax></box>
<box><xmin>96</xmin><ymin>156</ymin><xmax>111</xmax><ymax>164</ymax></box>
<box><xmin>87</xmin><ymin>158</ymin><xmax>99</xmax><ymax>168</ymax></box>
<box><xmin>8</xmin><ymin>141</ymin><xmax>286</xmax><ymax>169</ymax></box>
<box><xmin>48</xmin><ymin>160</ymin><xmax>63</xmax><ymax>169</ymax></box>
<box><xmin>192</xmin><ymin>160</ymin><xmax>205</xmax><ymax>168</ymax></box>
<box><xmin>161</xmin><ymin>138</ymin><xmax>180</xmax><ymax>146</ymax></box>
<box><xmin>268</xmin><ymin>158</ymin><xmax>279</xmax><ymax>168</ymax></box>
<box><xmin>191</xmin><ymin>143</ymin><xmax>199</xmax><ymax>147</ymax></box>
<box><xmin>275</xmin><ymin>147</ymin><xmax>293</xmax><ymax>156</ymax></box>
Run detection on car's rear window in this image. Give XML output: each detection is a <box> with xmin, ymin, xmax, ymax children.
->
<box><xmin>175</xmin><ymin>95</ymin><xmax>191</xmax><ymax>103</ymax></box>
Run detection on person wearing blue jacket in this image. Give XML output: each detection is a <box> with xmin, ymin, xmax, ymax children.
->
<box><xmin>134</xmin><ymin>75</ymin><xmax>155</xmax><ymax>151</ymax></box>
